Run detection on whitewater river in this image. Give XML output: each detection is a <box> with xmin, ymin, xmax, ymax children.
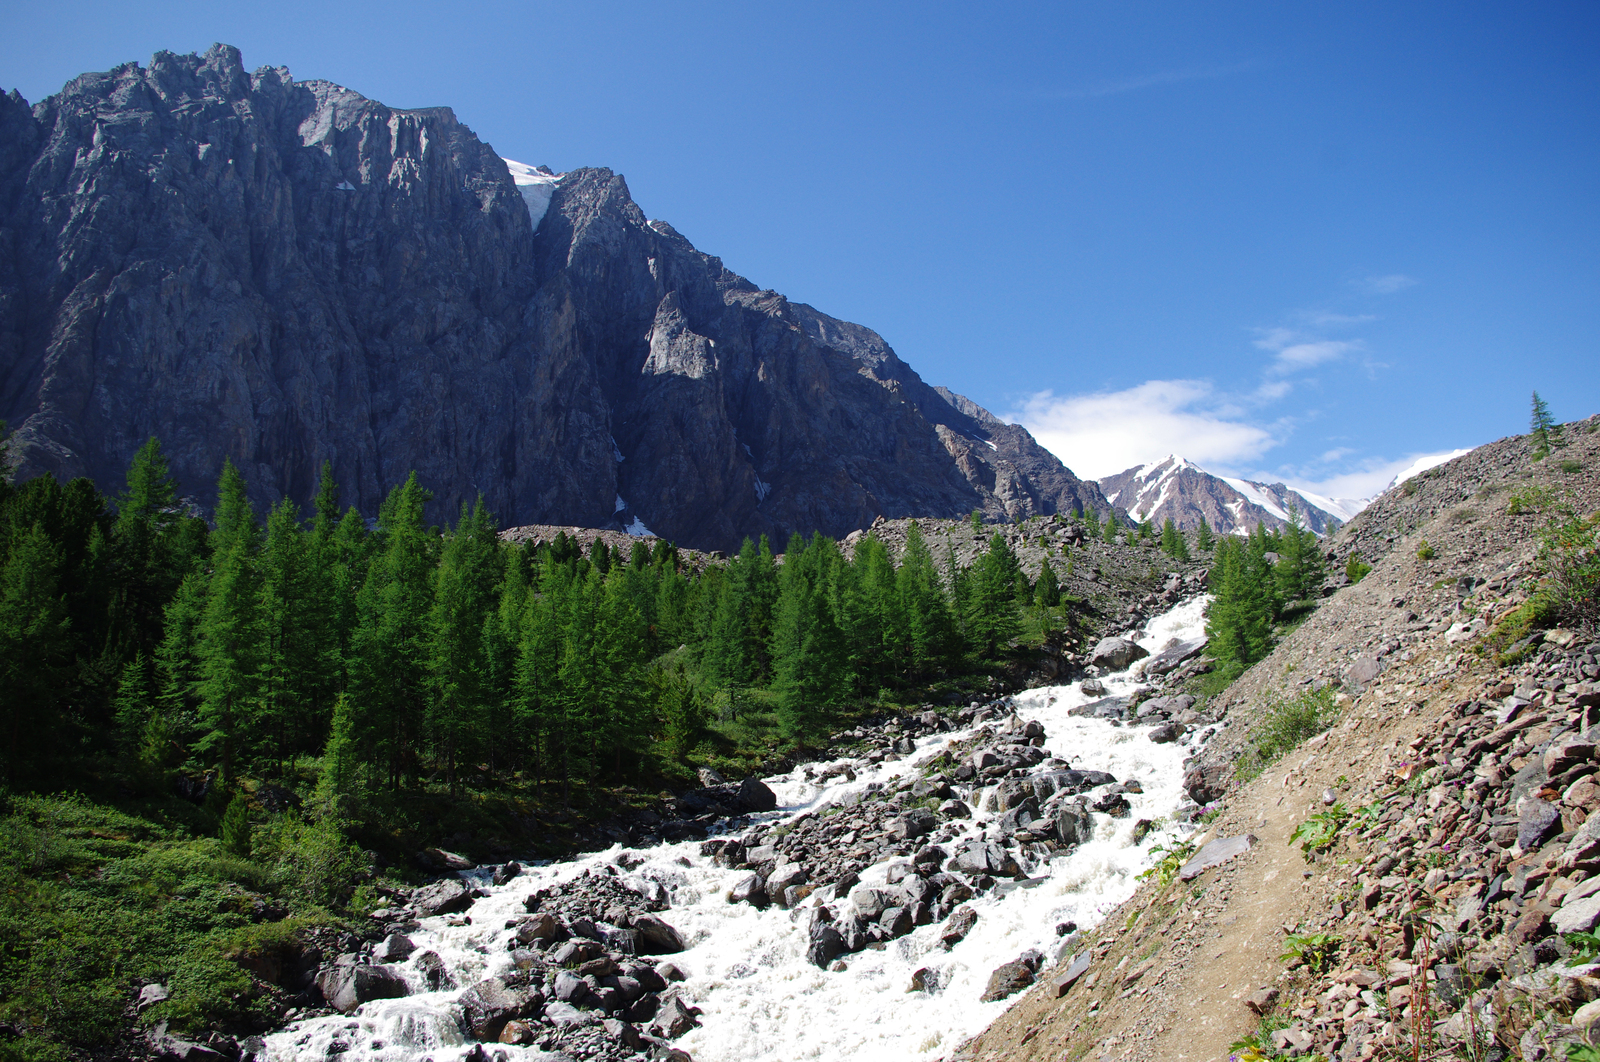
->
<box><xmin>266</xmin><ymin>596</ymin><xmax>1212</xmax><ymax>1062</ymax></box>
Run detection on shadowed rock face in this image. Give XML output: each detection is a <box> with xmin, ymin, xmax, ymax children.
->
<box><xmin>0</xmin><ymin>44</ymin><xmax>1110</xmax><ymax>550</ymax></box>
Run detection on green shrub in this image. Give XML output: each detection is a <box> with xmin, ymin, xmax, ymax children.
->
<box><xmin>253</xmin><ymin>813</ymin><xmax>369</xmax><ymax>908</ymax></box>
<box><xmin>1562</xmin><ymin>459</ymin><xmax>1584</xmax><ymax>474</ymax></box>
<box><xmin>220</xmin><ymin>795</ymin><xmax>251</xmax><ymax>856</ymax></box>
<box><xmin>1539</xmin><ymin>510</ymin><xmax>1600</xmax><ymax>634</ymax></box>
<box><xmin>1345</xmin><ymin>554</ymin><xmax>1372</xmax><ymax>584</ymax></box>
<box><xmin>1415</xmin><ymin>540</ymin><xmax>1436</xmax><ymax>560</ymax></box>
<box><xmin>1508</xmin><ymin>484</ymin><xmax>1560</xmax><ymax>515</ymax></box>
<box><xmin>1235</xmin><ymin>687</ymin><xmax>1338</xmax><ymax>781</ymax></box>
<box><xmin>1290</xmin><ymin>803</ymin><xmax>1350</xmax><ymax>860</ymax></box>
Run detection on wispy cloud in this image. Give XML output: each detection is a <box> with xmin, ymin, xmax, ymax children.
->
<box><xmin>1253</xmin><ymin>327</ymin><xmax>1360</xmax><ymax>374</ymax></box>
<box><xmin>1045</xmin><ymin>61</ymin><xmax>1259</xmax><ymax>101</ymax></box>
<box><xmin>1279</xmin><ymin>448</ymin><xmax>1471</xmax><ymax>502</ymax></box>
<box><xmin>1356</xmin><ymin>274</ymin><xmax>1418</xmax><ymax>295</ymax></box>
<box><xmin>1013</xmin><ymin>379</ymin><xmax>1277</xmax><ymax>481</ymax></box>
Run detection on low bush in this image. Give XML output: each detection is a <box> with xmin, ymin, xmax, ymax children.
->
<box><xmin>1235</xmin><ymin>687</ymin><xmax>1339</xmax><ymax>781</ymax></box>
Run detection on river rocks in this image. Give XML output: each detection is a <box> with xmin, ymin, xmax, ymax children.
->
<box><xmin>979</xmin><ymin>953</ymin><xmax>1040</xmax><ymax>1001</ymax></box>
<box><xmin>316</xmin><ymin>963</ymin><xmax>409</xmax><ymax>1014</ymax></box>
<box><xmin>1146</xmin><ymin>722</ymin><xmax>1182</xmax><ymax>743</ymax></box>
<box><xmin>651</xmin><ymin>995</ymin><xmax>702</xmax><ymax>1039</ymax></box>
<box><xmin>953</xmin><ymin>840</ymin><xmax>1020</xmax><ymax>878</ymax></box>
<box><xmin>373</xmin><ymin>933</ymin><xmax>415</xmax><ymax>963</ymax></box>
<box><xmin>459</xmin><ymin>975</ymin><xmax>544</xmax><ymax>1040</ymax></box>
<box><xmin>736</xmin><ymin>777</ymin><xmax>778</xmax><ymax>813</ymax></box>
<box><xmin>806</xmin><ymin>921</ymin><xmax>847</xmax><ymax>968</ymax></box>
<box><xmin>940</xmin><ymin>905</ymin><xmax>979</xmax><ymax>948</ymax></box>
<box><xmin>888</xmin><ymin>809</ymin><xmax>936</xmax><ymax>841</ymax></box>
<box><xmin>1053</xmin><ymin>803</ymin><xmax>1094</xmax><ymax>848</ymax></box>
<box><xmin>727</xmin><ymin>873</ymin><xmax>767</xmax><ymax>907</ymax></box>
<box><xmin>629</xmin><ymin>913</ymin><xmax>685</xmax><ymax>954</ymax></box>
<box><xmin>492</xmin><ymin>861</ymin><xmax>523</xmax><ymax>886</ymax></box>
<box><xmin>1089</xmin><ymin>637</ymin><xmax>1149</xmax><ymax>669</ymax></box>
<box><xmin>1143</xmin><ymin>639</ymin><xmax>1205</xmax><ymax>676</ymax></box>
<box><xmin>412</xmin><ymin>878</ymin><xmax>474</xmax><ymax>917</ymax></box>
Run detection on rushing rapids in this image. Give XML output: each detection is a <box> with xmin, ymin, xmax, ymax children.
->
<box><xmin>263</xmin><ymin>596</ymin><xmax>1213</xmax><ymax>1062</ymax></box>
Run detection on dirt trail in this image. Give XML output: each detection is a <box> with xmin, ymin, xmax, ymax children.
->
<box><xmin>954</xmin><ymin>414</ymin><xmax>1600</xmax><ymax>1062</ymax></box>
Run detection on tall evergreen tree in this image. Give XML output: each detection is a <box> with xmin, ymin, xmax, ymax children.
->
<box><xmin>0</xmin><ymin>523</ymin><xmax>71</xmax><ymax>787</ymax></box>
<box><xmin>897</xmin><ymin>522</ymin><xmax>959</xmax><ymax>673</ymax></box>
<box><xmin>256</xmin><ymin>499</ymin><xmax>323</xmax><ymax>772</ymax></box>
<box><xmin>349</xmin><ymin>473</ymin><xmax>435</xmax><ymax>790</ymax></box>
<box><xmin>965</xmin><ymin>533</ymin><xmax>1023</xmax><ymax>657</ymax></box>
<box><xmin>194</xmin><ymin>460</ymin><xmax>260</xmax><ymax>778</ymax></box>
<box><xmin>1194</xmin><ymin>517</ymin><xmax>1215</xmax><ymax>552</ymax></box>
<box><xmin>427</xmin><ymin>499</ymin><xmax>500</xmax><ymax>793</ymax></box>
<box><xmin>1035</xmin><ymin>556</ymin><xmax>1061</xmax><ymax>607</ymax></box>
<box><xmin>771</xmin><ymin>533</ymin><xmax>849</xmax><ymax>747</ymax></box>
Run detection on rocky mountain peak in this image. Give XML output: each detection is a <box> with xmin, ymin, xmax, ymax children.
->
<box><xmin>1097</xmin><ymin>455</ymin><xmax>1348</xmax><ymax>536</ymax></box>
<box><xmin>0</xmin><ymin>44</ymin><xmax>1112</xmax><ymax>550</ymax></box>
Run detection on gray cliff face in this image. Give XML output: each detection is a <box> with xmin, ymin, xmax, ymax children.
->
<box><xmin>1097</xmin><ymin>456</ymin><xmax>1344</xmax><ymax>537</ymax></box>
<box><xmin>0</xmin><ymin>45</ymin><xmax>1110</xmax><ymax>549</ymax></box>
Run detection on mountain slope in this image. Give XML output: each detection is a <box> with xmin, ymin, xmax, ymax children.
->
<box><xmin>1097</xmin><ymin>455</ymin><xmax>1349</xmax><ymax>536</ymax></box>
<box><xmin>0</xmin><ymin>45</ymin><xmax>1110</xmax><ymax>550</ymax></box>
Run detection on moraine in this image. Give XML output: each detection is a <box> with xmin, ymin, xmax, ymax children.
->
<box><xmin>265</xmin><ymin>596</ymin><xmax>1213</xmax><ymax>1062</ymax></box>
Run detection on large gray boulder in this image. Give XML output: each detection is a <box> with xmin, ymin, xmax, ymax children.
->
<box><xmin>1088</xmin><ymin>637</ymin><xmax>1149</xmax><ymax>670</ymax></box>
<box><xmin>458</xmin><ymin>976</ymin><xmax>544</xmax><ymax>1041</ymax></box>
<box><xmin>412</xmin><ymin>878</ymin><xmax>473</xmax><ymax>917</ymax></box>
<box><xmin>629</xmin><ymin>913</ymin><xmax>685</xmax><ymax>954</ymax></box>
<box><xmin>316</xmin><ymin>964</ymin><xmax>409</xmax><ymax>1014</ymax></box>
<box><xmin>736</xmin><ymin>777</ymin><xmax>778</xmax><ymax>812</ymax></box>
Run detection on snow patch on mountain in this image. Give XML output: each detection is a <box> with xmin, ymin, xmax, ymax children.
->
<box><xmin>1097</xmin><ymin>455</ymin><xmax>1348</xmax><ymax>537</ymax></box>
<box><xmin>502</xmin><ymin>158</ymin><xmax>560</xmax><ymax>231</ymax></box>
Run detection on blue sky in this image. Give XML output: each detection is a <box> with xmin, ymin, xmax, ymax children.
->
<box><xmin>5</xmin><ymin>2</ymin><xmax>1596</xmax><ymax>499</ymax></box>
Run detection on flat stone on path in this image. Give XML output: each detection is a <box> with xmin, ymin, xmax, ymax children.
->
<box><xmin>1054</xmin><ymin>952</ymin><xmax>1091</xmax><ymax>997</ymax></box>
<box><xmin>1179</xmin><ymin>835</ymin><xmax>1257</xmax><ymax>881</ymax></box>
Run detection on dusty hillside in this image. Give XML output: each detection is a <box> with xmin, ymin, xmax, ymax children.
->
<box><xmin>955</xmin><ymin>415</ymin><xmax>1600</xmax><ymax>1061</ymax></box>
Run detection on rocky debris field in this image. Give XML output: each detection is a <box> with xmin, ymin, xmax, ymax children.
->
<box><xmin>951</xmin><ymin>416</ymin><xmax>1600</xmax><ymax>1061</ymax></box>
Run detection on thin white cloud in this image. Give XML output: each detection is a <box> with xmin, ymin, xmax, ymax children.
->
<box><xmin>1281</xmin><ymin>448</ymin><xmax>1471</xmax><ymax>502</ymax></box>
<box><xmin>1046</xmin><ymin>61</ymin><xmax>1259</xmax><ymax>100</ymax></box>
<box><xmin>1253</xmin><ymin>327</ymin><xmax>1360</xmax><ymax>373</ymax></box>
<box><xmin>1014</xmin><ymin>379</ymin><xmax>1277</xmax><ymax>481</ymax></box>
<box><xmin>1357</xmin><ymin>274</ymin><xmax>1418</xmax><ymax>295</ymax></box>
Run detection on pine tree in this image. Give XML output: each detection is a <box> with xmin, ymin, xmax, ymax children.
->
<box><xmin>771</xmin><ymin>534</ymin><xmax>849</xmax><ymax>747</ymax></box>
<box><xmin>194</xmin><ymin>460</ymin><xmax>261</xmax><ymax>778</ymax></box>
<box><xmin>1035</xmin><ymin>556</ymin><xmax>1061</xmax><ymax>607</ymax></box>
<box><xmin>1195</xmin><ymin>518</ymin><xmax>1215</xmax><ymax>552</ymax></box>
<box><xmin>109</xmin><ymin>437</ymin><xmax>192</xmax><ymax>660</ymax></box>
<box><xmin>256</xmin><ymin>499</ymin><xmax>324</xmax><ymax>773</ymax></box>
<box><xmin>897</xmin><ymin>522</ymin><xmax>959</xmax><ymax>674</ymax></box>
<box><xmin>0</xmin><ymin>522</ymin><xmax>72</xmax><ymax>787</ymax></box>
<box><xmin>965</xmin><ymin>533</ymin><xmax>1023</xmax><ymax>657</ymax></box>
<box><xmin>428</xmin><ymin>499</ymin><xmax>500</xmax><ymax>794</ymax></box>
<box><xmin>1204</xmin><ymin>537</ymin><xmax>1273</xmax><ymax>668</ymax></box>
<box><xmin>1531</xmin><ymin>391</ymin><xmax>1562</xmax><ymax>458</ymax></box>
<box><xmin>349</xmin><ymin>473</ymin><xmax>436</xmax><ymax>790</ymax></box>
<box><xmin>1102</xmin><ymin>511</ymin><xmax>1119</xmax><ymax>544</ymax></box>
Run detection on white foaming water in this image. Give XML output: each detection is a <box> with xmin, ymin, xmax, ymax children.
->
<box><xmin>265</xmin><ymin>596</ymin><xmax>1212</xmax><ymax>1062</ymax></box>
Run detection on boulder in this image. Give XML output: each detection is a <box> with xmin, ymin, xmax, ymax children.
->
<box><xmin>491</xmin><ymin>861</ymin><xmax>522</xmax><ymax>886</ymax></box>
<box><xmin>458</xmin><ymin>976</ymin><xmax>543</xmax><ymax>1040</ymax></box>
<box><xmin>412</xmin><ymin>878</ymin><xmax>473</xmax><ymax>917</ymax></box>
<box><xmin>415</xmin><ymin>951</ymin><xmax>454</xmax><ymax>991</ymax></box>
<box><xmin>888</xmin><ymin>809</ymin><xmax>936</xmax><ymax>841</ymax></box>
<box><xmin>953</xmin><ymin>840</ymin><xmax>1019</xmax><ymax>877</ymax></box>
<box><xmin>979</xmin><ymin>958</ymin><xmax>1035</xmax><ymax>1002</ymax></box>
<box><xmin>850</xmin><ymin>885</ymin><xmax>893</xmax><ymax>920</ymax></box>
<box><xmin>630</xmin><ymin>913</ymin><xmax>686</xmax><ymax>954</ymax></box>
<box><xmin>1346</xmin><ymin>655</ymin><xmax>1381</xmax><ymax>693</ymax></box>
<box><xmin>736</xmin><ymin>777</ymin><xmax>778</xmax><ymax>812</ymax></box>
<box><xmin>515</xmin><ymin>912</ymin><xmax>560</xmax><ymax>944</ymax></box>
<box><xmin>652</xmin><ymin>995</ymin><xmax>702</xmax><ymax>1039</ymax></box>
<box><xmin>1144</xmin><ymin>640</ymin><xmax>1205</xmax><ymax>676</ymax></box>
<box><xmin>1518</xmin><ymin>797</ymin><xmax>1563</xmax><ymax>851</ymax></box>
<box><xmin>727</xmin><ymin>872</ymin><xmax>768</xmax><ymax>907</ymax></box>
<box><xmin>1146</xmin><ymin>722</ymin><xmax>1182</xmax><ymax>743</ymax></box>
<box><xmin>939</xmin><ymin>905</ymin><xmax>978</xmax><ymax>949</ymax></box>
<box><xmin>807</xmin><ymin>922</ymin><xmax>847</xmax><ymax>968</ymax></box>
<box><xmin>1088</xmin><ymin>637</ymin><xmax>1149</xmax><ymax>670</ymax></box>
<box><xmin>374</xmin><ymin>933</ymin><xmax>415</xmax><ymax>963</ymax></box>
<box><xmin>1053</xmin><ymin>803</ymin><xmax>1094</xmax><ymax>848</ymax></box>
<box><xmin>697</xmin><ymin>766</ymin><xmax>727</xmax><ymax>786</ymax></box>
<box><xmin>420</xmin><ymin>847</ymin><xmax>476</xmax><ymax>871</ymax></box>
<box><xmin>316</xmin><ymin>964</ymin><xmax>409</xmax><ymax>1014</ymax></box>
<box><xmin>1547</xmin><ymin>739</ymin><xmax>1597</xmax><ymax>778</ymax></box>
<box><xmin>1179</xmin><ymin>834</ymin><xmax>1257</xmax><ymax>882</ymax></box>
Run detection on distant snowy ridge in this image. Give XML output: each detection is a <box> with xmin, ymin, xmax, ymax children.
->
<box><xmin>1381</xmin><ymin>449</ymin><xmax>1473</xmax><ymax>494</ymax></box>
<box><xmin>1096</xmin><ymin>455</ymin><xmax>1350</xmax><ymax>537</ymax></box>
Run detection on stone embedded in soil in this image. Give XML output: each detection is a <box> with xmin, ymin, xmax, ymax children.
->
<box><xmin>1178</xmin><ymin>834</ymin><xmax>1257</xmax><ymax>882</ymax></box>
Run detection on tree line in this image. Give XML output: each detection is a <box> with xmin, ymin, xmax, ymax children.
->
<box><xmin>0</xmin><ymin>434</ymin><xmax>1090</xmax><ymax>807</ymax></box>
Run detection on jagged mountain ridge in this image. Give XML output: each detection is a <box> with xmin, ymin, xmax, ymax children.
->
<box><xmin>0</xmin><ymin>44</ymin><xmax>1111</xmax><ymax>551</ymax></box>
<box><xmin>1096</xmin><ymin>455</ymin><xmax>1353</xmax><ymax>536</ymax></box>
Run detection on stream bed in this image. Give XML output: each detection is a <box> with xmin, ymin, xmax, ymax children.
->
<box><xmin>264</xmin><ymin>596</ymin><xmax>1213</xmax><ymax>1062</ymax></box>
